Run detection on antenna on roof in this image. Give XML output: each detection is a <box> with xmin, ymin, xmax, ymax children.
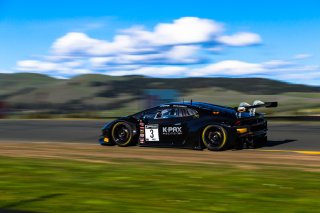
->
<box><xmin>191</xmin><ymin>99</ymin><xmax>193</xmax><ymax>105</ymax></box>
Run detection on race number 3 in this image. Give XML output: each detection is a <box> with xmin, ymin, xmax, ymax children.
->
<box><xmin>145</xmin><ymin>125</ymin><xmax>159</xmax><ymax>141</ymax></box>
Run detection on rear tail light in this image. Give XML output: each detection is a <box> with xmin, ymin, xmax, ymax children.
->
<box><xmin>236</xmin><ymin>128</ymin><xmax>248</xmax><ymax>134</ymax></box>
<box><xmin>234</xmin><ymin>120</ymin><xmax>241</xmax><ymax>126</ymax></box>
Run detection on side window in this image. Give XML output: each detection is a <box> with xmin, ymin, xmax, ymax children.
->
<box><xmin>144</xmin><ymin>108</ymin><xmax>160</xmax><ymax>119</ymax></box>
<box><xmin>179</xmin><ymin>108</ymin><xmax>187</xmax><ymax>117</ymax></box>
<box><xmin>186</xmin><ymin>108</ymin><xmax>198</xmax><ymax>117</ymax></box>
<box><xmin>154</xmin><ymin>108</ymin><xmax>179</xmax><ymax>119</ymax></box>
<box><xmin>153</xmin><ymin>107</ymin><xmax>199</xmax><ymax>119</ymax></box>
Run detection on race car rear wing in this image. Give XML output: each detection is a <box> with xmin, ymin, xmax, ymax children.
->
<box><xmin>237</xmin><ymin>100</ymin><xmax>278</xmax><ymax>115</ymax></box>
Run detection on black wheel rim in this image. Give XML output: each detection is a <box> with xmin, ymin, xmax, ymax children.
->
<box><xmin>204</xmin><ymin>128</ymin><xmax>224</xmax><ymax>148</ymax></box>
<box><xmin>113</xmin><ymin>124</ymin><xmax>130</xmax><ymax>144</ymax></box>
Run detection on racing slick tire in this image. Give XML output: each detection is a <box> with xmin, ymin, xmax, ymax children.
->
<box><xmin>201</xmin><ymin>125</ymin><xmax>228</xmax><ymax>151</ymax></box>
<box><xmin>111</xmin><ymin>121</ymin><xmax>134</xmax><ymax>147</ymax></box>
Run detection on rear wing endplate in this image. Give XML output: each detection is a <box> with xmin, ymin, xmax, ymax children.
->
<box><xmin>236</xmin><ymin>100</ymin><xmax>278</xmax><ymax>116</ymax></box>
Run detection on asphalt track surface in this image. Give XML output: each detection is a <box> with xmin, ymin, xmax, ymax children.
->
<box><xmin>0</xmin><ymin>119</ymin><xmax>319</xmax><ymax>151</ymax></box>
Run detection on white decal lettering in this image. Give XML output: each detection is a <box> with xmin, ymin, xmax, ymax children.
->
<box><xmin>162</xmin><ymin>126</ymin><xmax>183</xmax><ymax>135</ymax></box>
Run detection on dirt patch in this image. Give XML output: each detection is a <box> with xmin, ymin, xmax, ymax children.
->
<box><xmin>0</xmin><ymin>142</ymin><xmax>319</xmax><ymax>170</ymax></box>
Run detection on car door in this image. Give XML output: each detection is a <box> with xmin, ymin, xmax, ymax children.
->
<box><xmin>141</xmin><ymin>107</ymin><xmax>176</xmax><ymax>146</ymax></box>
<box><xmin>171</xmin><ymin>107</ymin><xmax>199</xmax><ymax>147</ymax></box>
<box><xmin>145</xmin><ymin>107</ymin><xmax>190</xmax><ymax>146</ymax></box>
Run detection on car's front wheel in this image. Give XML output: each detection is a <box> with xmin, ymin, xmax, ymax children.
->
<box><xmin>111</xmin><ymin>122</ymin><xmax>134</xmax><ymax>147</ymax></box>
<box><xmin>201</xmin><ymin>125</ymin><xmax>228</xmax><ymax>151</ymax></box>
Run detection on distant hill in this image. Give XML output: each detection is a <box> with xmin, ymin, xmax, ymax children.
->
<box><xmin>0</xmin><ymin>73</ymin><xmax>320</xmax><ymax>117</ymax></box>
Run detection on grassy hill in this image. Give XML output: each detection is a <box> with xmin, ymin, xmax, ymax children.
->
<box><xmin>0</xmin><ymin>73</ymin><xmax>320</xmax><ymax>118</ymax></box>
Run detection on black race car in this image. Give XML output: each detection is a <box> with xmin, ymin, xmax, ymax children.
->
<box><xmin>99</xmin><ymin>100</ymin><xmax>277</xmax><ymax>151</ymax></box>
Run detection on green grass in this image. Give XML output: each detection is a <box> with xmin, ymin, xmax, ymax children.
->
<box><xmin>0</xmin><ymin>157</ymin><xmax>319</xmax><ymax>213</ymax></box>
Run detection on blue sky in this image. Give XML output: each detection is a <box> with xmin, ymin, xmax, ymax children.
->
<box><xmin>1</xmin><ymin>0</ymin><xmax>320</xmax><ymax>85</ymax></box>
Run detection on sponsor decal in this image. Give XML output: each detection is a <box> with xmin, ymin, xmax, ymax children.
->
<box><xmin>139</xmin><ymin>122</ymin><xmax>146</xmax><ymax>143</ymax></box>
<box><xmin>145</xmin><ymin>125</ymin><xmax>160</xmax><ymax>141</ymax></box>
<box><xmin>162</xmin><ymin>126</ymin><xmax>182</xmax><ymax>135</ymax></box>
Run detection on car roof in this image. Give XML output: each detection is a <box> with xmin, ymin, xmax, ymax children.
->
<box><xmin>161</xmin><ymin>101</ymin><xmax>235</xmax><ymax>113</ymax></box>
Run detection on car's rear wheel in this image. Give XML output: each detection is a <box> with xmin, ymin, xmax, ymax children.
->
<box><xmin>111</xmin><ymin>122</ymin><xmax>133</xmax><ymax>147</ymax></box>
<box><xmin>201</xmin><ymin>125</ymin><xmax>228</xmax><ymax>151</ymax></box>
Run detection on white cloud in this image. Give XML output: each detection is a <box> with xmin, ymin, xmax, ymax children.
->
<box><xmin>262</xmin><ymin>60</ymin><xmax>295</xmax><ymax>69</ymax></box>
<box><xmin>118</xmin><ymin>17</ymin><xmax>223</xmax><ymax>47</ymax></box>
<box><xmin>189</xmin><ymin>60</ymin><xmax>263</xmax><ymax>76</ymax></box>
<box><xmin>217</xmin><ymin>32</ymin><xmax>261</xmax><ymax>46</ymax></box>
<box><xmin>278</xmin><ymin>72</ymin><xmax>320</xmax><ymax>80</ymax></box>
<box><xmin>50</xmin><ymin>17</ymin><xmax>260</xmax><ymax>64</ymax></box>
<box><xmin>166</xmin><ymin>45</ymin><xmax>201</xmax><ymax>62</ymax></box>
<box><xmin>293</xmin><ymin>54</ymin><xmax>313</xmax><ymax>59</ymax></box>
<box><xmin>87</xmin><ymin>45</ymin><xmax>202</xmax><ymax>67</ymax></box>
<box><xmin>52</xmin><ymin>32</ymin><xmax>118</xmax><ymax>56</ymax></box>
<box><xmin>98</xmin><ymin>59</ymin><xmax>319</xmax><ymax>81</ymax></box>
<box><xmin>89</xmin><ymin>57</ymin><xmax>114</xmax><ymax>67</ymax></box>
<box><xmin>151</xmin><ymin>17</ymin><xmax>223</xmax><ymax>45</ymax></box>
<box><xmin>12</xmin><ymin>16</ymin><xmax>320</xmax><ymax>85</ymax></box>
<box><xmin>17</xmin><ymin>60</ymin><xmax>59</xmax><ymax>71</ymax></box>
<box><xmin>107</xmin><ymin>66</ymin><xmax>187</xmax><ymax>77</ymax></box>
<box><xmin>24</xmin><ymin>17</ymin><xmax>261</xmax><ymax>77</ymax></box>
<box><xmin>15</xmin><ymin>57</ymin><xmax>320</xmax><ymax>85</ymax></box>
<box><xmin>274</xmin><ymin>71</ymin><xmax>320</xmax><ymax>85</ymax></box>
<box><xmin>16</xmin><ymin>60</ymin><xmax>92</xmax><ymax>75</ymax></box>
<box><xmin>0</xmin><ymin>69</ymin><xmax>15</xmax><ymax>74</ymax></box>
<box><xmin>186</xmin><ymin>60</ymin><xmax>319</xmax><ymax>78</ymax></box>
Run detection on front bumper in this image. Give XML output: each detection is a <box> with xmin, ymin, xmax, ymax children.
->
<box><xmin>99</xmin><ymin>137</ymin><xmax>105</xmax><ymax>145</ymax></box>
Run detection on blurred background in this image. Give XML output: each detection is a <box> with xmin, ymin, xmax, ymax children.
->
<box><xmin>1</xmin><ymin>0</ymin><xmax>320</xmax><ymax>119</ymax></box>
<box><xmin>1</xmin><ymin>2</ymin><xmax>320</xmax><ymax>213</ymax></box>
<box><xmin>0</xmin><ymin>73</ymin><xmax>320</xmax><ymax>118</ymax></box>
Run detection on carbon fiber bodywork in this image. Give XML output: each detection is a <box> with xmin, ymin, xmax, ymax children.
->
<box><xmin>99</xmin><ymin>101</ymin><xmax>270</xmax><ymax>150</ymax></box>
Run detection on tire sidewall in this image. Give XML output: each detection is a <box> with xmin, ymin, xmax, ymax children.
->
<box><xmin>111</xmin><ymin>121</ymin><xmax>133</xmax><ymax>147</ymax></box>
<box><xmin>201</xmin><ymin>125</ymin><xmax>228</xmax><ymax>151</ymax></box>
